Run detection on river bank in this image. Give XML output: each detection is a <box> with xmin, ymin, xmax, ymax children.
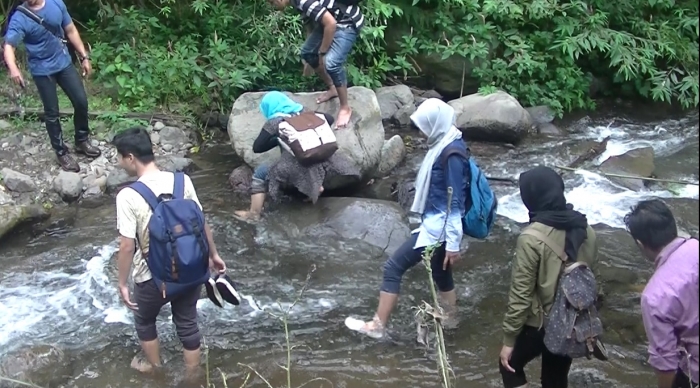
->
<box><xmin>0</xmin><ymin>93</ymin><xmax>697</xmax><ymax>387</ymax></box>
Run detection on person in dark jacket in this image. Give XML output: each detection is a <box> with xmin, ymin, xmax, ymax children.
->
<box><xmin>344</xmin><ymin>98</ymin><xmax>469</xmax><ymax>339</ymax></box>
<box><xmin>234</xmin><ymin>91</ymin><xmax>359</xmax><ymax>221</ymax></box>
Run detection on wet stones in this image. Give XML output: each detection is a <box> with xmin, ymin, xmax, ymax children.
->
<box><xmin>0</xmin><ymin>203</ymin><xmax>49</xmax><ymax>240</ymax></box>
<box><xmin>375</xmin><ymin>85</ymin><xmax>416</xmax><ymax>127</ymax></box>
<box><xmin>449</xmin><ymin>91</ymin><xmax>535</xmax><ymax>144</ymax></box>
<box><xmin>377</xmin><ymin>135</ymin><xmax>407</xmax><ymax>176</ymax></box>
<box><xmin>158</xmin><ymin>125</ymin><xmax>189</xmax><ymax>147</ymax></box>
<box><xmin>0</xmin><ymin>344</ymin><xmax>71</xmax><ymax>388</ymax></box>
<box><xmin>599</xmin><ymin>147</ymin><xmax>655</xmax><ymax>191</ymax></box>
<box><xmin>52</xmin><ymin>171</ymin><xmax>83</xmax><ymax>202</ymax></box>
<box><xmin>1</xmin><ymin>168</ymin><xmax>36</xmax><ymax>193</ymax></box>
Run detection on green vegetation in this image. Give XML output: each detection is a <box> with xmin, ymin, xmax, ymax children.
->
<box><xmin>1</xmin><ymin>0</ymin><xmax>698</xmax><ymax>118</ymax></box>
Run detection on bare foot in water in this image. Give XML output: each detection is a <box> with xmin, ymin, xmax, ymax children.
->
<box><xmin>131</xmin><ymin>356</ymin><xmax>155</xmax><ymax>373</ymax></box>
<box><xmin>234</xmin><ymin>210</ymin><xmax>260</xmax><ymax>222</ymax></box>
<box><xmin>316</xmin><ymin>87</ymin><xmax>338</xmax><ymax>104</ymax></box>
<box><xmin>336</xmin><ymin>106</ymin><xmax>352</xmax><ymax>129</ymax></box>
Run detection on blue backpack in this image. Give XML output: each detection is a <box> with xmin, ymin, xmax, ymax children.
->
<box><xmin>440</xmin><ymin>145</ymin><xmax>498</xmax><ymax>239</ymax></box>
<box><xmin>130</xmin><ymin>172</ymin><xmax>210</xmax><ymax>299</ymax></box>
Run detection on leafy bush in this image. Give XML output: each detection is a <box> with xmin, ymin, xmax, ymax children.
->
<box><xmin>66</xmin><ymin>0</ymin><xmax>697</xmax><ymax>115</ymax></box>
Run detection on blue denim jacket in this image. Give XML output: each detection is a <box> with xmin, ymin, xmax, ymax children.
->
<box><xmin>413</xmin><ymin>139</ymin><xmax>470</xmax><ymax>252</ymax></box>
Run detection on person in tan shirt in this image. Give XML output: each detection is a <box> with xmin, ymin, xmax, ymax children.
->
<box><xmin>113</xmin><ymin>127</ymin><xmax>227</xmax><ymax>376</ymax></box>
<box><xmin>499</xmin><ymin>166</ymin><xmax>598</xmax><ymax>388</ymax></box>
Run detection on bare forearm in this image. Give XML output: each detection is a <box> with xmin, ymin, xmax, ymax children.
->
<box><xmin>66</xmin><ymin>30</ymin><xmax>87</xmax><ymax>57</ymax></box>
<box><xmin>320</xmin><ymin>24</ymin><xmax>336</xmax><ymax>53</ymax></box>
<box><xmin>3</xmin><ymin>45</ymin><xmax>19</xmax><ymax>72</ymax></box>
<box><xmin>205</xmin><ymin>223</ymin><xmax>219</xmax><ymax>257</ymax></box>
<box><xmin>117</xmin><ymin>248</ymin><xmax>133</xmax><ymax>287</ymax></box>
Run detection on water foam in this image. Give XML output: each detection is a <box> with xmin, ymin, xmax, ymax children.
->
<box><xmin>497</xmin><ymin>123</ymin><xmax>698</xmax><ymax>229</ymax></box>
<box><xmin>0</xmin><ymin>244</ymin><xmax>120</xmax><ymax>349</ymax></box>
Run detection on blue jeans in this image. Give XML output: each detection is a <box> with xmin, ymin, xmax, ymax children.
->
<box><xmin>251</xmin><ymin>163</ymin><xmax>270</xmax><ymax>195</ymax></box>
<box><xmin>300</xmin><ymin>25</ymin><xmax>358</xmax><ymax>87</ymax></box>
<box><xmin>381</xmin><ymin>233</ymin><xmax>454</xmax><ymax>294</ymax></box>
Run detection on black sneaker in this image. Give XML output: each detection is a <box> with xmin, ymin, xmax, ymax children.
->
<box><xmin>215</xmin><ymin>274</ymin><xmax>241</xmax><ymax>306</ymax></box>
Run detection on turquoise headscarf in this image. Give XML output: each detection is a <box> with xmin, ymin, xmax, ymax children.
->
<box><xmin>259</xmin><ymin>91</ymin><xmax>304</xmax><ymax>120</ymax></box>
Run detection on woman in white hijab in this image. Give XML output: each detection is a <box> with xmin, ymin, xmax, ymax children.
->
<box><xmin>345</xmin><ymin>98</ymin><xmax>470</xmax><ymax>339</ymax></box>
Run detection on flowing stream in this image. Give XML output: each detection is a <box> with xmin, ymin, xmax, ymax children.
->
<box><xmin>0</xmin><ymin>110</ymin><xmax>698</xmax><ymax>388</ymax></box>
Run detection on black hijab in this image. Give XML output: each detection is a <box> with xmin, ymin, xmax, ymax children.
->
<box><xmin>518</xmin><ymin>166</ymin><xmax>589</xmax><ymax>261</ymax></box>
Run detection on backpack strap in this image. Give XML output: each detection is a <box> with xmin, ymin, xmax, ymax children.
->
<box><xmin>172</xmin><ymin>172</ymin><xmax>185</xmax><ymax>200</ymax></box>
<box><xmin>520</xmin><ymin>228</ymin><xmax>568</xmax><ymax>262</ymax></box>
<box><xmin>129</xmin><ymin>182</ymin><xmax>160</xmax><ymax>211</ymax></box>
<box><xmin>16</xmin><ymin>4</ymin><xmax>66</xmax><ymax>44</ymax></box>
<box><xmin>439</xmin><ymin>144</ymin><xmax>470</xmax><ymax>170</ymax></box>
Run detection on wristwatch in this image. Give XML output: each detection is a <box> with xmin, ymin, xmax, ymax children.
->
<box><xmin>318</xmin><ymin>50</ymin><xmax>327</xmax><ymax>56</ymax></box>
<box><xmin>79</xmin><ymin>54</ymin><xmax>90</xmax><ymax>62</ymax></box>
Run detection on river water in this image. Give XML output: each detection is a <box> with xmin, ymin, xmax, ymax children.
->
<box><xmin>0</xmin><ymin>111</ymin><xmax>698</xmax><ymax>388</ymax></box>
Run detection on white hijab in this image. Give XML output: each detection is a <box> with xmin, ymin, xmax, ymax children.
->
<box><xmin>410</xmin><ymin>98</ymin><xmax>463</xmax><ymax>215</ymax></box>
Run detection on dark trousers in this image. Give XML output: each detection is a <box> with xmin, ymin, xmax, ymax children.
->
<box><xmin>500</xmin><ymin>326</ymin><xmax>573</xmax><ymax>388</ymax></box>
<box><xmin>673</xmin><ymin>368</ymin><xmax>698</xmax><ymax>388</ymax></box>
<box><xmin>32</xmin><ymin>65</ymin><xmax>90</xmax><ymax>156</ymax></box>
<box><xmin>380</xmin><ymin>233</ymin><xmax>454</xmax><ymax>294</ymax></box>
<box><xmin>132</xmin><ymin>279</ymin><xmax>202</xmax><ymax>351</ymax></box>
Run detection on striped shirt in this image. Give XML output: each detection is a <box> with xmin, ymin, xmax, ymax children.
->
<box><xmin>291</xmin><ymin>0</ymin><xmax>364</xmax><ymax>30</ymax></box>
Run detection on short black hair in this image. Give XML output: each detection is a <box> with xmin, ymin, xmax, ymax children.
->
<box><xmin>624</xmin><ymin>199</ymin><xmax>678</xmax><ymax>251</ymax></box>
<box><xmin>112</xmin><ymin>127</ymin><xmax>155</xmax><ymax>164</ymax></box>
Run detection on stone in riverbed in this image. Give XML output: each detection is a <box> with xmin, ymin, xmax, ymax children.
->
<box><xmin>375</xmin><ymin>85</ymin><xmax>415</xmax><ymax>122</ymax></box>
<box><xmin>0</xmin><ymin>203</ymin><xmax>49</xmax><ymax>240</ymax></box>
<box><xmin>52</xmin><ymin>171</ymin><xmax>83</xmax><ymax>201</ymax></box>
<box><xmin>158</xmin><ymin>126</ymin><xmax>188</xmax><ymax>146</ymax></box>
<box><xmin>274</xmin><ymin>197</ymin><xmax>410</xmax><ymax>256</ymax></box>
<box><xmin>1</xmin><ymin>167</ymin><xmax>36</xmax><ymax>193</ymax></box>
<box><xmin>227</xmin><ymin>87</ymin><xmax>401</xmax><ymax>188</ymax></box>
<box><xmin>599</xmin><ymin>147</ymin><xmax>655</xmax><ymax>191</ymax></box>
<box><xmin>377</xmin><ymin>135</ymin><xmax>407</xmax><ymax>176</ymax></box>
<box><xmin>150</xmin><ymin>132</ymin><xmax>161</xmax><ymax>145</ymax></box>
<box><xmin>448</xmin><ymin>91</ymin><xmax>535</xmax><ymax>144</ymax></box>
<box><xmin>393</xmin><ymin>104</ymin><xmax>416</xmax><ymax>127</ymax></box>
<box><xmin>0</xmin><ymin>344</ymin><xmax>71</xmax><ymax>388</ymax></box>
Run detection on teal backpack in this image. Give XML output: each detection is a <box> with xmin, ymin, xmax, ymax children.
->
<box><xmin>440</xmin><ymin>144</ymin><xmax>498</xmax><ymax>239</ymax></box>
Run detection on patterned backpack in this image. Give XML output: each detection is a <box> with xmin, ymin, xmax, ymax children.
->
<box><xmin>521</xmin><ymin>228</ymin><xmax>606</xmax><ymax>360</ymax></box>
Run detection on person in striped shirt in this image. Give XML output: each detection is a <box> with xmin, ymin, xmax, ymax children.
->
<box><xmin>269</xmin><ymin>0</ymin><xmax>364</xmax><ymax>129</ymax></box>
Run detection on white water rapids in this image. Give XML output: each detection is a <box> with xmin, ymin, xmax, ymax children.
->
<box><xmin>0</xmin><ymin>117</ymin><xmax>698</xmax><ymax>359</ymax></box>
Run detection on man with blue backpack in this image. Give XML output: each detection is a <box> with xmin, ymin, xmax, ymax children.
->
<box><xmin>344</xmin><ymin>98</ymin><xmax>497</xmax><ymax>339</ymax></box>
<box><xmin>113</xmin><ymin>127</ymin><xmax>228</xmax><ymax>374</ymax></box>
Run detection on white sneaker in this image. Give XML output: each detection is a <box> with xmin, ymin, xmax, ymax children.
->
<box><xmin>344</xmin><ymin>316</ymin><xmax>385</xmax><ymax>339</ymax></box>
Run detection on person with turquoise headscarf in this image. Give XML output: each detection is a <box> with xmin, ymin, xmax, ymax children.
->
<box><xmin>234</xmin><ymin>91</ymin><xmax>360</xmax><ymax>221</ymax></box>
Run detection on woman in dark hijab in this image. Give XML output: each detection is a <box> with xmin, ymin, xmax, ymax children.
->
<box><xmin>518</xmin><ymin>166</ymin><xmax>589</xmax><ymax>261</ymax></box>
<box><xmin>499</xmin><ymin>166</ymin><xmax>598</xmax><ymax>388</ymax></box>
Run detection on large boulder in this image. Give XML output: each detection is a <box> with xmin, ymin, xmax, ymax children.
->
<box><xmin>448</xmin><ymin>91</ymin><xmax>535</xmax><ymax>144</ymax></box>
<box><xmin>0</xmin><ymin>203</ymin><xmax>49</xmax><ymax>240</ymax></box>
<box><xmin>269</xmin><ymin>197</ymin><xmax>410</xmax><ymax>256</ymax></box>
<box><xmin>599</xmin><ymin>147</ymin><xmax>655</xmax><ymax>191</ymax></box>
<box><xmin>227</xmin><ymin>87</ymin><xmax>399</xmax><ymax>185</ymax></box>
